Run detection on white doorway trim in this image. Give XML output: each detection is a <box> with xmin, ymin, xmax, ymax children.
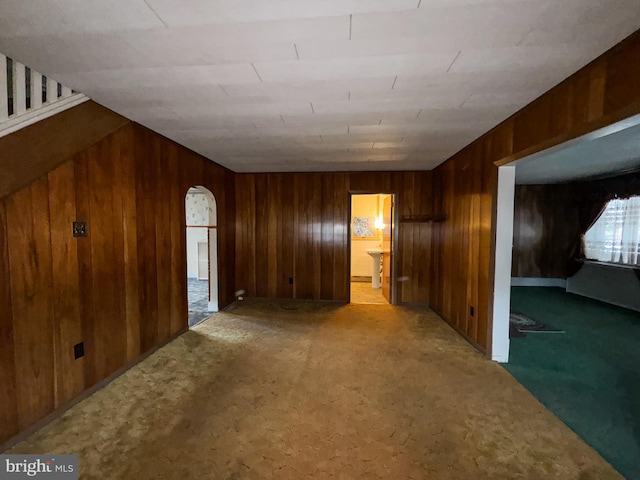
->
<box><xmin>185</xmin><ymin>186</ymin><xmax>219</xmax><ymax>322</ymax></box>
<box><xmin>491</xmin><ymin>165</ymin><xmax>515</xmax><ymax>362</ymax></box>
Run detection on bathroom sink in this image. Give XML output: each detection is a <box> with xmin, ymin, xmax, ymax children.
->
<box><xmin>366</xmin><ymin>251</ymin><xmax>383</xmax><ymax>288</ymax></box>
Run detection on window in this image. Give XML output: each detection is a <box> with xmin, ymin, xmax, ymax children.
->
<box><xmin>584</xmin><ymin>196</ymin><xmax>640</xmax><ymax>265</ymax></box>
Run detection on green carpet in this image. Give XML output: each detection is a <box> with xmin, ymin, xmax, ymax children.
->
<box><xmin>505</xmin><ymin>287</ymin><xmax>640</xmax><ymax>480</ymax></box>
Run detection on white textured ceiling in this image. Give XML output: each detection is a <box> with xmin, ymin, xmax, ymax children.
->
<box><xmin>1</xmin><ymin>1</ymin><xmax>639</xmax><ymax>172</ymax></box>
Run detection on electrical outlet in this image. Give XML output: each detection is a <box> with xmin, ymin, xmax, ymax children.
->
<box><xmin>72</xmin><ymin>221</ymin><xmax>88</xmax><ymax>237</ymax></box>
<box><xmin>289</xmin><ymin>277</ymin><xmax>294</xmax><ymax>285</ymax></box>
<box><xmin>470</xmin><ymin>306</ymin><xmax>475</xmax><ymax>317</ymax></box>
<box><xmin>74</xmin><ymin>342</ymin><xmax>84</xmax><ymax>359</ymax></box>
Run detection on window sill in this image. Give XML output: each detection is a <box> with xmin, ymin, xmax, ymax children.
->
<box><xmin>582</xmin><ymin>259</ymin><xmax>640</xmax><ymax>271</ymax></box>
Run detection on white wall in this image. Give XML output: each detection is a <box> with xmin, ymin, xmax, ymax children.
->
<box><xmin>185</xmin><ymin>190</ymin><xmax>215</xmax><ymax>226</ymax></box>
<box><xmin>186</xmin><ymin>227</ymin><xmax>207</xmax><ymax>279</ymax></box>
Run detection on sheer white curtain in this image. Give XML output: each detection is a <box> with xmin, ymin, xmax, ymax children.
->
<box><xmin>584</xmin><ymin>196</ymin><xmax>640</xmax><ymax>265</ymax></box>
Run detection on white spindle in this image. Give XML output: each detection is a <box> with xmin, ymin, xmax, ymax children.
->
<box><xmin>14</xmin><ymin>61</ymin><xmax>26</xmax><ymax>115</ymax></box>
<box><xmin>0</xmin><ymin>55</ymin><xmax>89</xmax><ymax>136</ymax></box>
<box><xmin>47</xmin><ymin>77</ymin><xmax>58</xmax><ymax>103</ymax></box>
<box><xmin>0</xmin><ymin>54</ymin><xmax>7</xmax><ymax>121</ymax></box>
<box><xmin>32</xmin><ymin>70</ymin><xmax>43</xmax><ymax>109</ymax></box>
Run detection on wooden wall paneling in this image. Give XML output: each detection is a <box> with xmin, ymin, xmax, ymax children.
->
<box><xmin>466</xmin><ymin>146</ymin><xmax>482</xmax><ymax>341</ymax></box>
<box><xmin>0</xmin><ymin>201</ymin><xmax>19</xmax><ymax>441</ymax></box>
<box><xmin>311</xmin><ymin>174</ymin><xmax>323</xmax><ymax>300</ymax></box>
<box><xmin>119</xmin><ymin>126</ymin><xmax>142</xmax><ymax>360</ymax></box>
<box><xmin>135</xmin><ymin>133</ymin><xmax>159</xmax><ymax>353</ymax></box>
<box><xmin>442</xmin><ymin>164</ymin><xmax>455</xmax><ymax>321</ymax></box>
<box><xmin>254</xmin><ymin>175</ymin><xmax>269</xmax><ymax>298</ymax></box>
<box><xmin>266</xmin><ymin>174</ymin><xmax>280</xmax><ymax>298</ymax></box>
<box><xmin>332</xmin><ymin>173</ymin><xmax>349</xmax><ymax>301</ymax></box>
<box><xmin>455</xmin><ymin>155</ymin><xmax>468</xmax><ymax>333</ymax></box>
<box><xmin>74</xmin><ymin>151</ymin><xmax>96</xmax><ymax>388</ymax></box>
<box><xmin>604</xmin><ymin>33</ymin><xmax>640</xmax><ymax>115</ymax></box>
<box><xmin>512</xmin><ymin>95</ymin><xmax>553</xmax><ymax>156</ymax></box>
<box><xmin>293</xmin><ymin>174</ymin><xmax>310</xmax><ymax>299</ymax></box>
<box><xmin>0</xmin><ymin>102</ymin><xmax>130</xmax><ymax>201</ymax></box>
<box><xmin>110</xmin><ymin>137</ymin><xmax>129</xmax><ymax>362</ymax></box>
<box><xmin>416</xmin><ymin>173</ymin><xmax>433</xmax><ymax>303</ymax></box>
<box><xmin>168</xmin><ymin>144</ymin><xmax>186</xmax><ymax>335</ymax></box>
<box><xmin>47</xmin><ymin>161</ymin><xmax>84</xmax><ymax>406</ymax></box>
<box><xmin>399</xmin><ymin>174</ymin><xmax>415</xmax><ymax>303</ymax></box>
<box><xmin>6</xmin><ymin>178</ymin><xmax>55</xmax><ymax>430</ymax></box>
<box><xmin>235</xmin><ymin>174</ymin><xmax>256</xmax><ymax>296</ymax></box>
<box><xmin>476</xmin><ymin>154</ymin><xmax>495</xmax><ymax>353</ymax></box>
<box><xmin>219</xmin><ymin>169</ymin><xmax>237</xmax><ymax>307</ymax></box>
<box><xmin>87</xmin><ymin>139</ymin><xmax>125</xmax><ymax>381</ymax></box>
<box><xmin>280</xmin><ymin>174</ymin><xmax>295</xmax><ymax>299</ymax></box>
<box><xmin>429</xmin><ymin>169</ymin><xmax>443</xmax><ymax>309</ymax></box>
<box><xmin>154</xmin><ymin>140</ymin><xmax>173</xmax><ymax>344</ymax></box>
<box><xmin>320</xmin><ymin>174</ymin><xmax>335</xmax><ymax>300</ymax></box>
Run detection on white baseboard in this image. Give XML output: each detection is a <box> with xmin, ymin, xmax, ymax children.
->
<box><xmin>511</xmin><ymin>277</ymin><xmax>567</xmax><ymax>288</ymax></box>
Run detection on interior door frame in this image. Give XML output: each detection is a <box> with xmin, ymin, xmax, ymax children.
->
<box><xmin>347</xmin><ymin>191</ymin><xmax>399</xmax><ymax>305</ymax></box>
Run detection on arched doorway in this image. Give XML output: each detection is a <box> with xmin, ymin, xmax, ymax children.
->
<box><xmin>185</xmin><ymin>186</ymin><xmax>218</xmax><ymax>327</ymax></box>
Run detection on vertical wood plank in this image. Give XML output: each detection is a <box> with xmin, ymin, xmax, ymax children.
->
<box><xmin>136</xmin><ymin>132</ymin><xmax>159</xmax><ymax>353</ymax></box>
<box><xmin>48</xmin><ymin>162</ymin><xmax>84</xmax><ymax>406</ymax></box>
<box><xmin>6</xmin><ymin>179</ymin><xmax>55</xmax><ymax>430</ymax></box>
<box><xmin>118</xmin><ymin>127</ymin><xmax>142</xmax><ymax>360</ymax></box>
<box><xmin>254</xmin><ymin>175</ymin><xmax>269</xmax><ymax>298</ymax></box>
<box><xmin>87</xmin><ymin>139</ymin><xmax>126</xmax><ymax>380</ymax></box>
<box><xmin>0</xmin><ymin>200</ymin><xmax>18</xmax><ymax>440</ymax></box>
<box><xmin>168</xmin><ymin>144</ymin><xmax>186</xmax><ymax>335</ymax></box>
<box><xmin>74</xmin><ymin>152</ymin><xmax>96</xmax><ymax>388</ymax></box>
<box><xmin>267</xmin><ymin>174</ymin><xmax>279</xmax><ymax>298</ymax></box>
<box><xmin>155</xmin><ymin>142</ymin><xmax>172</xmax><ymax>343</ymax></box>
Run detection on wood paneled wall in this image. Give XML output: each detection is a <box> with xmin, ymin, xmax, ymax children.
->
<box><xmin>235</xmin><ymin>171</ymin><xmax>432</xmax><ymax>304</ymax></box>
<box><xmin>0</xmin><ymin>111</ymin><xmax>235</xmax><ymax>445</ymax></box>
<box><xmin>430</xmin><ymin>30</ymin><xmax>640</xmax><ymax>353</ymax></box>
<box><xmin>0</xmin><ymin>102</ymin><xmax>129</xmax><ymax>200</ymax></box>
<box><xmin>511</xmin><ymin>185</ymin><xmax>579</xmax><ymax>279</ymax></box>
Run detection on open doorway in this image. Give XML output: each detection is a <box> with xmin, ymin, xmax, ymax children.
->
<box><xmin>349</xmin><ymin>193</ymin><xmax>394</xmax><ymax>304</ymax></box>
<box><xmin>185</xmin><ymin>186</ymin><xmax>218</xmax><ymax>327</ymax></box>
<box><xmin>494</xmin><ymin>114</ymin><xmax>640</xmax><ymax>479</ymax></box>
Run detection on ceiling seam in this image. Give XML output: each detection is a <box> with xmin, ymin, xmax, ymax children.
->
<box><xmin>142</xmin><ymin>0</ymin><xmax>168</xmax><ymax>27</ymax></box>
<box><xmin>446</xmin><ymin>51</ymin><xmax>462</xmax><ymax>73</ymax></box>
<box><xmin>250</xmin><ymin>63</ymin><xmax>263</xmax><ymax>82</ymax></box>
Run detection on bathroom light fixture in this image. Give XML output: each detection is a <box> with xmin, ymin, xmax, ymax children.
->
<box><xmin>375</xmin><ymin>216</ymin><xmax>385</xmax><ymax>230</ymax></box>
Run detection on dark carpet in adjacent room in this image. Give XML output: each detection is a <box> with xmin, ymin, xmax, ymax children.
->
<box><xmin>505</xmin><ymin>287</ymin><xmax>640</xmax><ymax>480</ymax></box>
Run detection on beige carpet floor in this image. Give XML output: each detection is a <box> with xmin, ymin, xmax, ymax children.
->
<box><xmin>7</xmin><ymin>301</ymin><xmax>621</xmax><ymax>479</ymax></box>
<box><xmin>350</xmin><ymin>282</ymin><xmax>388</xmax><ymax>304</ymax></box>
